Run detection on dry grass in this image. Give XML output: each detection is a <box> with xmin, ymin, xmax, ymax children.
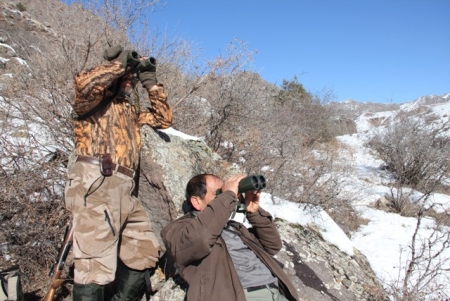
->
<box><xmin>325</xmin><ymin>201</ymin><xmax>370</xmax><ymax>238</ymax></box>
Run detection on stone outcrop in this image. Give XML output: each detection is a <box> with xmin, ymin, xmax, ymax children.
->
<box><xmin>138</xmin><ymin>128</ymin><xmax>386</xmax><ymax>300</ymax></box>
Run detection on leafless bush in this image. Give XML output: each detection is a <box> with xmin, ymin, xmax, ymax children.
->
<box><xmin>274</xmin><ymin>77</ymin><xmax>335</xmax><ymax>146</ymax></box>
<box><xmin>265</xmin><ymin>141</ymin><xmax>350</xmax><ymax>209</ymax></box>
<box><xmin>326</xmin><ymin>201</ymin><xmax>369</xmax><ymax>238</ymax></box>
<box><xmin>81</xmin><ymin>0</ymin><xmax>160</xmax><ymax>37</ymax></box>
<box><xmin>366</xmin><ymin>114</ymin><xmax>450</xmax><ymax>299</ymax></box>
<box><xmin>0</xmin><ymin>102</ymin><xmax>70</xmax><ymax>297</ymax></box>
<box><xmin>367</xmin><ymin>115</ymin><xmax>450</xmax><ymax>189</ymax></box>
<box><xmin>168</xmin><ymin>39</ymin><xmax>261</xmax><ymax>137</ymax></box>
<box><xmin>385</xmin><ymin>206</ymin><xmax>450</xmax><ymax>301</ymax></box>
<box><xmin>384</xmin><ymin>186</ymin><xmax>422</xmax><ymax>217</ymax></box>
<box><xmin>231</xmin><ymin>78</ymin><xmax>347</xmax><ymax>211</ymax></box>
<box><xmin>203</xmin><ymin>73</ymin><xmax>269</xmax><ymax>157</ymax></box>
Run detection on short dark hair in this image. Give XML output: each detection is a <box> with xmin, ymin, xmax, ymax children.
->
<box><xmin>183</xmin><ymin>174</ymin><xmax>219</xmax><ymax>213</ymax></box>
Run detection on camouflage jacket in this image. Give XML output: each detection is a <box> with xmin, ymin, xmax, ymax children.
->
<box><xmin>71</xmin><ymin>61</ymin><xmax>172</xmax><ymax>170</ymax></box>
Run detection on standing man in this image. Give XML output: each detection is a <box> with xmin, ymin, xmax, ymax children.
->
<box><xmin>65</xmin><ymin>45</ymin><xmax>173</xmax><ymax>301</ymax></box>
<box><xmin>161</xmin><ymin>174</ymin><xmax>299</xmax><ymax>301</ymax></box>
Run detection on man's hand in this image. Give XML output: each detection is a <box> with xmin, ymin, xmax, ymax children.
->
<box><xmin>139</xmin><ymin>71</ymin><xmax>157</xmax><ymax>87</ymax></box>
<box><xmin>137</xmin><ymin>56</ymin><xmax>157</xmax><ymax>87</ymax></box>
<box><xmin>135</xmin><ymin>56</ymin><xmax>156</xmax><ymax>73</ymax></box>
<box><xmin>115</xmin><ymin>50</ymin><xmax>139</xmax><ymax>72</ymax></box>
<box><xmin>221</xmin><ymin>174</ymin><xmax>246</xmax><ymax>196</ymax></box>
<box><xmin>244</xmin><ymin>190</ymin><xmax>261</xmax><ymax>213</ymax></box>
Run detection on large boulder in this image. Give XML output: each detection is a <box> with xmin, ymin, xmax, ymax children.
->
<box><xmin>138</xmin><ymin>127</ymin><xmax>386</xmax><ymax>301</ymax></box>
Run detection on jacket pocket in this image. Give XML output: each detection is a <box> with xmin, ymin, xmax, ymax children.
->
<box><xmin>73</xmin><ymin>202</ymin><xmax>118</xmax><ymax>258</ymax></box>
<box><xmin>64</xmin><ymin>176</ymin><xmax>75</xmax><ymax>210</ymax></box>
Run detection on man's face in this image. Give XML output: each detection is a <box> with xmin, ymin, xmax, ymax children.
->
<box><xmin>193</xmin><ymin>175</ymin><xmax>223</xmax><ymax>211</ymax></box>
<box><xmin>120</xmin><ymin>72</ymin><xmax>136</xmax><ymax>96</ymax></box>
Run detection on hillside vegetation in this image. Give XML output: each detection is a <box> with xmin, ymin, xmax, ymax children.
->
<box><xmin>1</xmin><ymin>1</ymin><xmax>449</xmax><ymax>300</ymax></box>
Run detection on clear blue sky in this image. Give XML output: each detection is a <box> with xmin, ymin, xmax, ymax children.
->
<box><xmin>147</xmin><ymin>0</ymin><xmax>449</xmax><ymax>103</ymax></box>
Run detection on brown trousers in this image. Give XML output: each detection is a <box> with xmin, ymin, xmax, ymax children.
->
<box><xmin>65</xmin><ymin>161</ymin><xmax>160</xmax><ymax>285</ymax></box>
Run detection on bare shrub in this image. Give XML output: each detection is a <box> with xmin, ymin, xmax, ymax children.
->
<box><xmin>267</xmin><ymin>141</ymin><xmax>351</xmax><ymax>208</ymax></box>
<box><xmin>0</xmin><ymin>108</ymin><xmax>71</xmax><ymax>297</ymax></box>
<box><xmin>326</xmin><ymin>201</ymin><xmax>370</xmax><ymax>238</ymax></box>
<box><xmin>274</xmin><ymin>76</ymin><xmax>335</xmax><ymax>146</ymax></box>
<box><xmin>199</xmin><ymin>74</ymin><xmax>355</xmax><ymax>222</ymax></box>
<box><xmin>385</xmin><ymin>206</ymin><xmax>450</xmax><ymax>301</ymax></box>
<box><xmin>168</xmin><ymin>39</ymin><xmax>261</xmax><ymax>138</ymax></box>
<box><xmin>367</xmin><ymin>115</ymin><xmax>450</xmax><ymax>189</ymax></box>
<box><xmin>366</xmin><ymin>114</ymin><xmax>450</xmax><ymax>299</ymax></box>
<box><xmin>384</xmin><ymin>186</ymin><xmax>422</xmax><ymax>217</ymax></box>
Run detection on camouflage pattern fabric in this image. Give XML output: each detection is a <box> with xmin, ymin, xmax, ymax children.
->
<box><xmin>65</xmin><ymin>161</ymin><xmax>161</xmax><ymax>285</ymax></box>
<box><xmin>72</xmin><ymin>61</ymin><xmax>172</xmax><ymax>170</ymax></box>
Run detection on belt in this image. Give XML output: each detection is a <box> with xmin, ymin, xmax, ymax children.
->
<box><xmin>76</xmin><ymin>155</ymin><xmax>135</xmax><ymax>178</ymax></box>
<box><xmin>245</xmin><ymin>283</ymin><xmax>278</xmax><ymax>293</ymax></box>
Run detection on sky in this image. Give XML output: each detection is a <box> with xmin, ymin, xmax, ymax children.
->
<box><xmin>160</xmin><ymin>96</ymin><xmax>450</xmax><ymax>299</ymax></box>
<box><xmin>147</xmin><ymin>0</ymin><xmax>450</xmax><ymax>104</ymax></box>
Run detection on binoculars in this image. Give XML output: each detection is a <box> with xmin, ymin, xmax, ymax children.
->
<box><xmin>216</xmin><ymin>175</ymin><xmax>266</xmax><ymax>195</ymax></box>
<box><xmin>237</xmin><ymin>175</ymin><xmax>266</xmax><ymax>193</ymax></box>
<box><xmin>103</xmin><ymin>45</ymin><xmax>155</xmax><ymax>73</ymax></box>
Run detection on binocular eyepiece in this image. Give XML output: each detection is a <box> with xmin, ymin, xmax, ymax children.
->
<box><xmin>216</xmin><ymin>175</ymin><xmax>266</xmax><ymax>195</ymax></box>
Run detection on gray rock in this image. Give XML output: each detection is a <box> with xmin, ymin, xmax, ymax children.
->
<box><xmin>137</xmin><ymin>127</ymin><xmax>386</xmax><ymax>301</ymax></box>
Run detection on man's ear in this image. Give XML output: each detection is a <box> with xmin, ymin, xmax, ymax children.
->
<box><xmin>191</xmin><ymin>196</ymin><xmax>203</xmax><ymax>211</ymax></box>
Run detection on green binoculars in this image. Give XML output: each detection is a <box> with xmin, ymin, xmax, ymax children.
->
<box><xmin>134</xmin><ymin>56</ymin><xmax>156</xmax><ymax>73</ymax></box>
<box><xmin>216</xmin><ymin>175</ymin><xmax>266</xmax><ymax>195</ymax></box>
<box><xmin>102</xmin><ymin>45</ymin><xmax>156</xmax><ymax>73</ymax></box>
<box><xmin>238</xmin><ymin>175</ymin><xmax>266</xmax><ymax>193</ymax></box>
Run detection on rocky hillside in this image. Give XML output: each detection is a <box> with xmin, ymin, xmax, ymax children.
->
<box><xmin>5</xmin><ymin>0</ymin><xmax>449</xmax><ymax>298</ymax></box>
<box><xmin>0</xmin><ymin>1</ymin><xmax>399</xmax><ymax>300</ymax></box>
<box><xmin>327</xmin><ymin>99</ymin><xmax>401</xmax><ymax>120</ymax></box>
<box><xmin>139</xmin><ymin>127</ymin><xmax>385</xmax><ymax>301</ymax></box>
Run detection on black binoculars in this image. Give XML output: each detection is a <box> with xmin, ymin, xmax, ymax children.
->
<box><xmin>216</xmin><ymin>175</ymin><xmax>266</xmax><ymax>195</ymax></box>
<box><xmin>237</xmin><ymin>175</ymin><xmax>266</xmax><ymax>193</ymax></box>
